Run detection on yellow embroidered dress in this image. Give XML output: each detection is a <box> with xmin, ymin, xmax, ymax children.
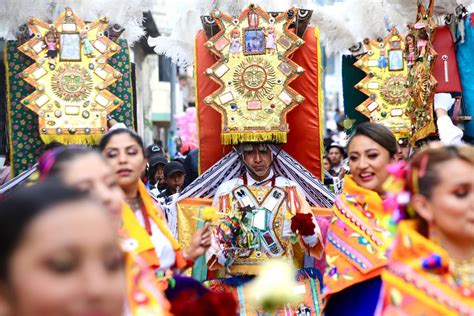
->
<box><xmin>121</xmin><ymin>181</ymin><xmax>188</xmax><ymax>271</ymax></box>
<box><xmin>379</xmin><ymin>220</ymin><xmax>474</xmax><ymax>316</ymax></box>
<box><xmin>323</xmin><ymin>175</ymin><xmax>395</xmax><ymax>297</ymax></box>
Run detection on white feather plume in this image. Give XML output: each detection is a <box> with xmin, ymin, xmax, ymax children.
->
<box><xmin>147</xmin><ymin>0</ymin><xmax>321</xmax><ymax>67</ymax></box>
<box><xmin>0</xmin><ymin>0</ymin><xmax>50</xmax><ymax>40</ymax></box>
<box><xmin>310</xmin><ymin>2</ymin><xmax>356</xmax><ymax>54</ymax></box>
<box><xmin>346</xmin><ymin>0</ymin><xmax>387</xmax><ymax>41</ymax></box>
<box><xmin>148</xmin><ymin>0</ymin><xmax>215</xmax><ymax>67</ymax></box>
<box><xmin>0</xmin><ymin>0</ymin><xmax>148</xmax><ymax>45</ymax></box>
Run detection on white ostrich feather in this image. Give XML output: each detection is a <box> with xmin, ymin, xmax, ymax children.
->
<box><xmin>147</xmin><ymin>0</ymin><xmax>318</xmax><ymax>67</ymax></box>
<box><xmin>0</xmin><ymin>0</ymin><xmax>50</xmax><ymax>40</ymax></box>
<box><xmin>345</xmin><ymin>0</ymin><xmax>387</xmax><ymax>41</ymax></box>
<box><xmin>148</xmin><ymin>0</ymin><xmax>215</xmax><ymax>67</ymax></box>
<box><xmin>310</xmin><ymin>2</ymin><xmax>356</xmax><ymax>54</ymax></box>
<box><xmin>148</xmin><ymin>36</ymin><xmax>195</xmax><ymax>68</ymax></box>
<box><xmin>147</xmin><ymin>0</ymin><xmax>472</xmax><ymax>62</ymax></box>
<box><xmin>0</xmin><ymin>0</ymin><xmax>148</xmax><ymax>45</ymax></box>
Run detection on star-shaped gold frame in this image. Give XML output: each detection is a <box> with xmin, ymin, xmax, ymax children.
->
<box><xmin>202</xmin><ymin>4</ymin><xmax>305</xmax><ymax>145</ymax></box>
<box><xmin>18</xmin><ymin>8</ymin><xmax>123</xmax><ymax>144</ymax></box>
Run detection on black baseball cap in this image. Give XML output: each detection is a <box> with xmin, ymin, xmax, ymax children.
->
<box><xmin>146</xmin><ymin>144</ymin><xmax>164</xmax><ymax>157</ymax></box>
<box><xmin>149</xmin><ymin>155</ymin><xmax>168</xmax><ymax>168</ymax></box>
<box><xmin>164</xmin><ymin>161</ymin><xmax>185</xmax><ymax>178</ymax></box>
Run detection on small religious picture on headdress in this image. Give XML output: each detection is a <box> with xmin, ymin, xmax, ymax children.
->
<box><xmin>388</xmin><ymin>50</ymin><xmax>403</xmax><ymax>71</ymax></box>
<box><xmin>60</xmin><ymin>33</ymin><xmax>81</xmax><ymax>61</ymax></box>
<box><xmin>244</xmin><ymin>28</ymin><xmax>265</xmax><ymax>55</ymax></box>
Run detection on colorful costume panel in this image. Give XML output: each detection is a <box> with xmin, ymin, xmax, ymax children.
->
<box><xmin>121</xmin><ymin>181</ymin><xmax>188</xmax><ymax>272</ymax></box>
<box><xmin>379</xmin><ymin>220</ymin><xmax>474</xmax><ymax>316</ymax></box>
<box><xmin>323</xmin><ymin>176</ymin><xmax>395</xmax><ymax>314</ymax></box>
<box><xmin>207</xmin><ymin>171</ymin><xmax>323</xmax><ymax>275</ymax></box>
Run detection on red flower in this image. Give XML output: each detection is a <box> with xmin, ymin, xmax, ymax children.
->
<box><xmin>290</xmin><ymin>213</ymin><xmax>315</xmax><ymax>236</ymax></box>
<box><xmin>170</xmin><ymin>289</ymin><xmax>237</xmax><ymax>316</ymax></box>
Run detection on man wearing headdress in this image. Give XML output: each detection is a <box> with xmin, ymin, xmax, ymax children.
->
<box><xmin>207</xmin><ymin>142</ymin><xmax>324</xmax><ymax>275</ymax></box>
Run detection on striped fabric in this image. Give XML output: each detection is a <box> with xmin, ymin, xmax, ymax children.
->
<box><xmin>0</xmin><ymin>164</ymin><xmax>37</xmax><ymax>197</ymax></box>
<box><xmin>178</xmin><ymin>145</ymin><xmax>335</xmax><ymax>208</ymax></box>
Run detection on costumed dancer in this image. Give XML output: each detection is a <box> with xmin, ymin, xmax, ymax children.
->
<box><xmin>0</xmin><ymin>182</ymin><xmax>126</xmax><ymax>316</ymax></box>
<box><xmin>98</xmin><ymin>128</ymin><xmax>211</xmax><ymax>274</ymax></box>
<box><xmin>378</xmin><ymin>145</ymin><xmax>474</xmax><ymax>315</ymax></box>
<box><xmin>185</xmin><ymin>4</ymin><xmax>335</xmax><ymax>314</ymax></box>
<box><xmin>206</xmin><ymin>142</ymin><xmax>325</xmax><ymax>314</ymax></box>
<box><xmin>209</xmin><ymin>142</ymin><xmax>324</xmax><ymax>270</ymax></box>
<box><xmin>37</xmin><ymin>146</ymin><xmax>171</xmax><ymax>315</ymax></box>
<box><xmin>323</xmin><ymin>122</ymin><xmax>398</xmax><ymax>316</ymax></box>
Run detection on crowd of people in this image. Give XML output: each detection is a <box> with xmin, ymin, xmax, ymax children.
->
<box><xmin>0</xmin><ymin>122</ymin><xmax>472</xmax><ymax>316</ymax></box>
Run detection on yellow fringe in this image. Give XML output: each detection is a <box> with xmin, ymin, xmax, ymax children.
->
<box><xmin>411</xmin><ymin>121</ymin><xmax>436</xmax><ymax>146</ymax></box>
<box><xmin>221</xmin><ymin>131</ymin><xmax>287</xmax><ymax>145</ymax></box>
<box><xmin>194</xmin><ymin>32</ymin><xmax>202</xmax><ymax>176</ymax></box>
<box><xmin>4</xmin><ymin>41</ymin><xmax>15</xmax><ymax>177</ymax></box>
<box><xmin>123</xmin><ymin>40</ymin><xmax>136</xmax><ymax>130</ymax></box>
<box><xmin>40</xmin><ymin>134</ymin><xmax>103</xmax><ymax>145</ymax></box>
<box><xmin>315</xmin><ymin>26</ymin><xmax>325</xmax><ymax>181</ymax></box>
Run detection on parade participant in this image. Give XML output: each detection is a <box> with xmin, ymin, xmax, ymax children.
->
<box><xmin>323</xmin><ymin>155</ymin><xmax>331</xmax><ymax>173</ymax></box>
<box><xmin>98</xmin><ymin>128</ymin><xmax>211</xmax><ymax>272</ymax></box>
<box><xmin>323</xmin><ymin>122</ymin><xmax>398</xmax><ymax>316</ymax></box>
<box><xmin>208</xmin><ymin>141</ymin><xmax>324</xmax><ymax>275</ymax></box>
<box><xmin>37</xmin><ymin>146</ymin><xmax>172</xmax><ymax>315</ymax></box>
<box><xmin>38</xmin><ymin>146</ymin><xmax>124</xmax><ymax>227</ymax></box>
<box><xmin>434</xmin><ymin>93</ymin><xmax>464</xmax><ymax>145</ymax></box>
<box><xmin>327</xmin><ymin>143</ymin><xmax>345</xmax><ymax>178</ymax></box>
<box><xmin>156</xmin><ymin>161</ymin><xmax>186</xmax><ymax>238</ymax></box>
<box><xmin>38</xmin><ymin>146</ymin><xmax>236</xmax><ymax>315</ymax></box>
<box><xmin>203</xmin><ymin>142</ymin><xmax>325</xmax><ymax>314</ymax></box>
<box><xmin>148</xmin><ymin>154</ymin><xmax>168</xmax><ymax>196</ymax></box>
<box><xmin>0</xmin><ymin>182</ymin><xmax>125</xmax><ymax>316</ymax></box>
<box><xmin>378</xmin><ymin>145</ymin><xmax>474</xmax><ymax>315</ymax></box>
<box><xmin>160</xmin><ymin>161</ymin><xmax>186</xmax><ymax>197</ymax></box>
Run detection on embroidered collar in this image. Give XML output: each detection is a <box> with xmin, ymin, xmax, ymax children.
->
<box><xmin>392</xmin><ymin>220</ymin><xmax>450</xmax><ymax>275</ymax></box>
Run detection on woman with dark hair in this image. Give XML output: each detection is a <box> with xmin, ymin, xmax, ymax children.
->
<box><xmin>323</xmin><ymin>122</ymin><xmax>398</xmax><ymax>315</ymax></box>
<box><xmin>38</xmin><ymin>146</ymin><xmax>124</xmax><ymax>227</ymax></box>
<box><xmin>0</xmin><ymin>181</ymin><xmax>125</xmax><ymax>316</ymax></box>
<box><xmin>37</xmin><ymin>145</ymin><xmax>233</xmax><ymax>315</ymax></box>
<box><xmin>378</xmin><ymin>145</ymin><xmax>474</xmax><ymax>315</ymax></box>
<box><xmin>98</xmin><ymin>129</ymin><xmax>211</xmax><ymax>273</ymax></box>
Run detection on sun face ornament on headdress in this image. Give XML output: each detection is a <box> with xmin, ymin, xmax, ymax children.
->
<box><xmin>354</xmin><ymin>28</ymin><xmax>411</xmax><ymax>142</ymax></box>
<box><xmin>18</xmin><ymin>8</ymin><xmax>124</xmax><ymax>145</ymax></box>
<box><xmin>203</xmin><ymin>4</ymin><xmax>305</xmax><ymax>145</ymax></box>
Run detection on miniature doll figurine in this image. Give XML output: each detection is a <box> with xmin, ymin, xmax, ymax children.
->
<box><xmin>378</xmin><ymin>49</ymin><xmax>388</xmax><ymax>70</ymax></box>
<box><xmin>416</xmin><ymin>28</ymin><xmax>429</xmax><ymax>59</ymax></box>
<box><xmin>80</xmin><ymin>31</ymin><xmax>94</xmax><ymax>58</ymax></box>
<box><xmin>229</xmin><ymin>28</ymin><xmax>241</xmax><ymax>55</ymax></box>
<box><xmin>265</xmin><ymin>25</ymin><xmax>276</xmax><ymax>54</ymax></box>
<box><xmin>405</xmin><ymin>34</ymin><xmax>416</xmax><ymax>67</ymax></box>
<box><xmin>44</xmin><ymin>30</ymin><xmax>58</xmax><ymax>69</ymax></box>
